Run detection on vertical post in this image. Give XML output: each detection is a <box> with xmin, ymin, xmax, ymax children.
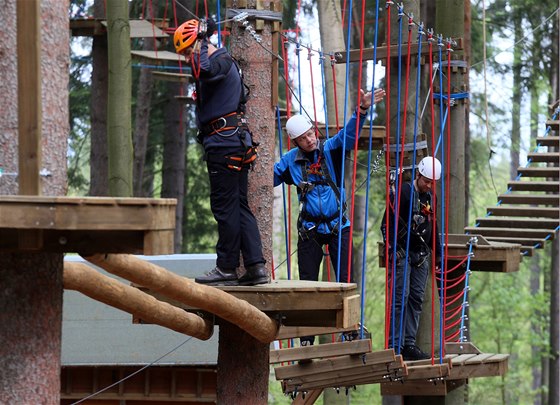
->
<box><xmin>17</xmin><ymin>0</ymin><xmax>41</xmax><ymax>196</ymax></box>
<box><xmin>217</xmin><ymin>1</ymin><xmax>281</xmax><ymax>403</ymax></box>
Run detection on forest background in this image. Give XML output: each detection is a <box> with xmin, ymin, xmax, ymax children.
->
<box><xmin>67</xmin><ymin>0</ymin><xmax>558</xmax><ymax>404</ymax></box>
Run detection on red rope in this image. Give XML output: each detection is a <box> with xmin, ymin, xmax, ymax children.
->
<box><xmin>307</xmin><ymin>48</ymin><xmax>319</xmax><ymax>135</ymax></box>
<box><xmin>330</xmin><ymin>55</ymin><xmax>341</xmax><ymax>131</ymax></box>
<box><xmin>383</xmin><ymin>1</ymin><xmax>392</xmax><ymax>349</ymax></box>
<box><xmin>345</xmin><ymin>0</ymin><xmax>367</xmax><ymax>283</ymax></box>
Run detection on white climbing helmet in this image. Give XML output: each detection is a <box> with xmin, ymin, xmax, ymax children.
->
<box><xmin>286</xmin><ymin>114</ymin><xmax>313</xmax><ymax>140</ymax></box>
<box><xmin>418</xmin><ymin>156</ymin><xmax>442</xmax><ymax>181</ymax></box>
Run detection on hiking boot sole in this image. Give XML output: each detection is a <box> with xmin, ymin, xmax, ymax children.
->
<box><xmin>194</xmin><ymin>279</ymin><xmax>239</xmax><ymax>286</ymax></box>
<box><xmin>238</xmin><ymin>276</ymin><xmax>269</xmax><ymax>286</ymax></box>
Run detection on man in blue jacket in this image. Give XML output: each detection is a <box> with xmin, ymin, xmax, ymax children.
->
<box><xmin>274</xmin><ymin>88</ymin><xmax>385</xmax><ymax>344</ymax></box>
<box><xmin>174</xmin><ymin>19</ymin><xmax>268</xmax><ymax>286</ymax></box>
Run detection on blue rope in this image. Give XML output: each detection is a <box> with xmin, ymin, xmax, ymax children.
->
<box><xmin>390</xmin><ymin>4</ymin><xmax>405</xmax><ymax>350</ymax></box>
<box><xmin>216</xmin><ymin>0</ymin><xmax>222</xmax><ymax>48</ymax></box>
<box><xmin>359</xmin><ymin>0</ymin><xmax>381</xmax><ymax>341</ymax></box>
<box><xmin>335</xmin><ymin>0</ymin><xmax>354</xmax><ymax>283</ymax></box>
<box><xmin>276</xmin><ymin>106</ymin><xmax>292</xmax><ymax>280</ymax></box>
<box><xmin>458</xmin><ymin>244</ymin><xmax>474</xmax><ymax>349</ymax></box>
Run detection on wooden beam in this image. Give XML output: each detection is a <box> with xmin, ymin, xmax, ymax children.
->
<box><xmin>474</xmin><ymin>217</ymin><xmax>559</xmax><ymax>230</ymax></box>
<box><xmin>63</xmin><ymin>262</ymin><xmax>214</xmax><ymax>340</ymax></box>
<box><xmin>270</xmin><ymin>339</ymin><xmax>372</xmax><ymax>364</ymax></box>
<box><xmin>276</xmin><ymin>325</ymin><xmax>358</xmax><ymax>340</ymax></box>
<box><xmin>275</xmin><ymin>349</ymin><xmax>396</xmax><ymax>380</ymax></box>
<box><xmin>292</xmin><ymin>389</ymin><xmax>322</xmax><ymax>405</ymax></box>
<box><xmin>464</xmin><ymin>227</ymin><xmax>557</xmax><ymax>239</ymax></box>
<box><xmin>517</xmin><ymin>167</ymin><xmax>559</xmax><ymax>178</ymax></box>
<box><xmin>527</xmin><ymin>152</ymin><xmax>560</xmax><ymax>163</ymax></box>
<box><xmin>486</xmin><ymin>206</ymin><xmax>559</xmax><ymax>218</ymax></box>
<box><xmin>152</xmin><ymin>71</ymin><xmax>193</xmax><ymax>83</ymax></box>
<box><xmin>381</xmin><ymin>379</ymin><xmax>466</xmax><ymax>396</ymax></box>
<box><xmin>333</xmin><ymin>38</ymin><xmax>464</xmax><ymax>64</ymax></box>
<box><xmin>536</xmin><ymin>135</ymin><xmax>559</xmax><ymax>147</ymax></box>
<box><xmin>17</xmin><ymin>0</ymin><xmax>42</xmax><ymax>195</ymax></box>
<box><xmin>496</xmin><ymin>194</ymin><xmax>559</xmax><ymax>206</ymax></box>
<box><xmin>84</xmin><ymin>253</ymin><xmax>279</xmax><ymax>343</ymax></box>
<box><xmin>507</xmin><ymin>181</ymin><xmax>559</xmax><ymax>192</ymax></box>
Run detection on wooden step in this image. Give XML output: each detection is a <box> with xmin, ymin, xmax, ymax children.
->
<box><xmin>474</xmin><ymin>217</ymin><xmax>559</xmax><ymax>229</ymax></box>
<box><xmin>152</xmin><ymin>71</ymin><xmax>192</xmax><ymax>83</ymax></box>
<box><xmin>507</xmin><ymin>181</ymin><xmax>559</xmax><ymax>192</ymax></box>
<box><xmin>527</xmin><ymin>152</ymin><xmax>559</xmax><ymax>163</ymax></box>
<box><xmin>545</xmin><ymin>120</ymin><xmax>560</xmax><ymax>131</ymax></box>
<box><xmin>270</xmin><ymin>339</ymin><xmax>372</xmax><ymax>364</ymax></box>
<box><xmin>486</xmin><ymin>206</ymin><xmax>559</xmax><ymax>218</ymax></box>
<box><xmin>465</xmin><ymin>227</ymin><xmax>556</xmax><ymax>240</ymax></box>
<box><xmin>517</xmin><ymin>167</ymin><xmax>559</xmax><ymax>178</ymax></box>
<box><xmin>485</xmin><ymin>236</ymin><xmax>547</xmax><ymax>249</ymax></box>
<box><xmin>497</xmin><ymin>194</ymin><xmax>559</xmax><ymax>206</ymax></box>
<box><xmin>536</xmin><ymin>136</ymin><xmax>559</xmax><ymax>147</ymax></box>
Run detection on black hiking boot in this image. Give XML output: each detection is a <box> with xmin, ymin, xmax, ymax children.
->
<box><xmin>401</xmin><ymin>345</ymin><xmax>431</xmax><ymax>361</ymax></box>
<box><xmin>195</xmin><ymin>266</ymin><xmax>238</xmax><ymax>286</ymax></box>
<box><xmin>238</xmin><ymin>263</ymin><xmax>269</xmax><ymax>286</ymax></box>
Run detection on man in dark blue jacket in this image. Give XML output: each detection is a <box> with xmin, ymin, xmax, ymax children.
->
<box><xmin>174</xmin><ymin>19</ymin><xmax>268</xmax><ymax>286</ymax></box>
<box><xmin>274</xmin><ymin>88</ymin><xmax>384</xmax><ymax>344</ymax></box>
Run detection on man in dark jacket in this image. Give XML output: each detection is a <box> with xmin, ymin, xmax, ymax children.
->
<box><xmin>381</xmin><ymin>156</ymin><xmax>442</xmax><ymax>360</ymax></box>
<box><xmin>174</xmin><ymin>19</ymin><xmax>268</xmax><ymax>286</ymax></box>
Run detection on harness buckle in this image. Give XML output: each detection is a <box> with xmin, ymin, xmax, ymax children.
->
<box><xmin>212</xmin><ymin>117</ymin><xmax>227</xmax><ymax>131</ymax></box>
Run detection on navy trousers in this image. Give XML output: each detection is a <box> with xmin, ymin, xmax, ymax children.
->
<box><xmin>206</xmin><ymin>159</ymin><xmax>264</xmax><ymax>270</ymax></box>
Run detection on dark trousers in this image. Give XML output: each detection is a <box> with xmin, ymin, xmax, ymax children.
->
<box><xmin>297</xmin><ymin>227</ymin><xmax>354</xmax><ymax>283</ymax></box>
<box><xmin>388</xmin><ymin>254</ymin><xmax>430</xmax><ymax>350</ymax></box>
<box><xmin>207</xmin><ymin>159</ymin><xmax>264</xmax><ymax>269</ymax></box>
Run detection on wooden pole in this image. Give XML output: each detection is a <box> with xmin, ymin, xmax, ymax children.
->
<box><xmin>83</xmin><ymin>253</ymin><xmax>279</xmax><ymax>343</ymax></box>
<box><xmin>63</xmin><ymin>262</ymin><xmax>214</xmax><ymax>340</ymax></box>
<box><xmin>17</xmin><ymin>0</ymin><xmax>41</xmax><ymax>196</ymax></box>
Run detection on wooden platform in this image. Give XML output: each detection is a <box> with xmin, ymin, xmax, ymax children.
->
<box><xmin>378</xmin><ymin>234</ymin><xmax>521</xmax><ymax>273</ymax></box>
<box><xmin>131</xmin><ymin>50</ymin><xmax>185</xmax><ymax>64</ymax></box>
<box><xmin>0</xmin><ymin>196</ymin><xmax>176</xmax><ymax>254</ymax></box>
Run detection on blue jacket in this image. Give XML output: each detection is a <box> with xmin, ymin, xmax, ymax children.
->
<box><xmin>274</xmin><ymin>111</ymin><xmax>366</xmax><ymax>235</ymax></box>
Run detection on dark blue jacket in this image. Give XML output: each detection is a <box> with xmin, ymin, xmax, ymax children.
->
<box><xmin>274</xmin><ymin>111</ymin><xmax>365</xmax><ymax>235</ymax></box>
<box><xmin>195</xmin><ymin>40</ymin><xmax>250</xmax><ymax>154</ymax></box>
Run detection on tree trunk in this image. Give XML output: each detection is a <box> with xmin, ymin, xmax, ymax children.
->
<box><xmin>133</xmin><ymin>36</ymin><xmax>154</xmax><ymax>197</ymax></box>
<box><xmin>89</xmin><ymin>0</ymin><xmax>109</xmax><ymax>196</ymax></box>
<box><xmin>107</xmin><ymin>0</ymin><xmax>133</xmax><ymax>197</ymax></box>
<box><xmin>0</xmin><ymin>1</ymin><xmax>67</xmax><ymax>402</ymax></box>
<box><xmin>161</xmin><ymin>81</ymin><xmax>186</xmax><ymax>253</ymax></box>
<box><xmin>510</xmin><ymin>10</ymin><xmax>522</xmax><ymax>180</ymax></box>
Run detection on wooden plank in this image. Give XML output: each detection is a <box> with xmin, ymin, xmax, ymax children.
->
<box><xmin>486</xmin><ymin>206</ymin><xmax>559</xmax><ymax>218</ymax></box>
<box><xmin>131</xmin><ymin>50</ymin><xmax>185</xmax><ymax>64</ymax></box>
<box><xmin>276</xmin><ymin>325</ymin><xmax>358</xmax><ymax>340</ymax></box>
<box><xmin>274</xmin><ymin>349</ymin><xmax>395</xmax><ymax>380</ymax></box>
<box><xmin>507</xmin><ymin>181</ymin><xmax>559</xmax><ymax>192</ymax></box>
<box><xmin>143</xmin><ymin>230</ymin><xmax>174</xmax><ymax>255</ymax></box>
<box><xmin>405</xmin><ymin>363</ymin><xmax>450</xmax><ymax>380</ymax></box>
<box><xmin>381</xmin><ymin>380</ymin><xmax>449</xmax><ymax>396</ymax></box>
<box><xmin>338</xmin><ymin>294</ymin><xmax>360</xmax><ymax>328</ymax></box>
<box><xmin>101</xmin><ymin>19</ymin><xmax>168</xmax><ymax>38</ymax></box>
<box><xmin>448</xmin><ymin>358</ymin><xmax>508</xmax><ymax>379</ymax></box>
<box><xmin>17</xmin><ymin>0</ymin><xmax>42</xmax><ymax>196</ymax></box>
<box><xmin>445</xmin><ymin>342</ymin><xmax>482</xmax><ymax>354</ymax></box>
<box><xmin>0</xmin><ymin>197</ymin><xmax>176</xmax><ymax>230</ymax></box>
<box><xmin>152</xmin><ymin>71</ymin><xmax>193</xmax><ymax>83</ymax></box>
<box><xmin>496</xmin><ymin>194</ymin><xmax>559</xmax><ymax>206</ymax></box>
<box><xmin>485</xmin><ymin>236</ymin><xmax>547</xmax><ymax>248</ymax></box>
<box><xmin>333</xmin><ymin>38</ymin><xmax>464</xmax><ymax>64</ymax></box>
<box><xmin>461</xmin><ymin>353</ymin><xmax>497</xmax><ymax>364</ymax></box>
<box><xmin>536</xmin><ymin>135</ymin><xmax>559</xmax><ymax>147</ymax></box>
<box><xmin>527</xmin><ymin>152</ymin><xmax>560</xmax><ymax>163</ymax></box>
<box><xmin>464</xmin><ymin>227</ymin><xmax>557</xmax><ymax>239</ymax></box>
<box><xmin>545</xmin><ymin>120</ymin><xmax>559</xmax><ymax>131</ymax></box>
<box><xmin>474</xmin><ymin>217</ymin><xmax>559</xmax><ymax>230</ymax></box>
<box><xmin>449</xmin><ymin>354</ymin><xmax>480</xmax><ymax>365</ymax></box>
<box><xmin>517</xmin><ymin>167</ymin><xmax>559</xmax><ymax>178</ymax></box>
<box><xmin>270</xmin><ymin>339</ymin><xmax>372</xmax><ymax>364</ymax></box>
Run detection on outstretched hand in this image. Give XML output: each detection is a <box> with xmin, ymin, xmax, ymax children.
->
<box><xmin>359</xmin><ymin>88</ymin><xmax>386</xmax><ymax>110</ymax></box>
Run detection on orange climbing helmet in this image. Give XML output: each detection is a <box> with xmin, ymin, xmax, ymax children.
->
<box><xmin>174</xmin><ymin>19</ymin><xmax>199</xmax><ymax>53</ymax></box>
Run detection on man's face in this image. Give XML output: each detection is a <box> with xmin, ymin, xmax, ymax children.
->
<box><xmin>294</xmin><ymin>128</ymin><xmax>318</xmax><ymax>152</ymax></box>
<box><xmin>180</xmin><ymin>45</ymin><xmax>195</xmax><ymax>63</ymax></box>
<box><xmin>416</xmin><ymin>174</ymin><xmax>434</xmax><ymax>193</ymax></box>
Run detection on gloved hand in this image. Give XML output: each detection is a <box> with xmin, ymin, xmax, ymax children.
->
<box><xmin>206</xmin><ymin>17</ymin><xmax>217</xmax><ymax>37</ymax></box>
